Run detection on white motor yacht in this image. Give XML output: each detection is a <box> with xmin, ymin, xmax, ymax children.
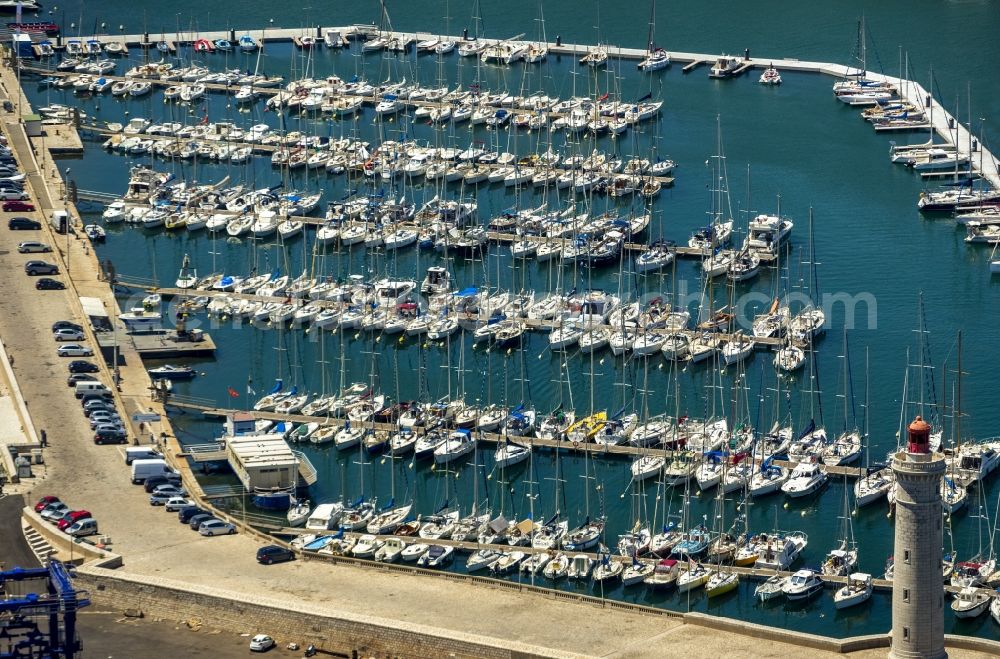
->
<box><xmin>781</xmin><ymin>461</ymin><xmax>828</xmax><ymax>498</ymax></box>
<box><xmin>781</xmin><ymin>569</ymin><xmax>823</xmax><ymax>601</ymax></box>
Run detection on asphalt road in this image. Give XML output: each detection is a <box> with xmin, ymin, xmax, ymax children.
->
<box><xmin>78</xmin><ymin>608</ymin><xmax>304</xmax><ymax>659</ymax></box>
<box><xmin>0</xmin><ymin>493</ymin><xmax>40</xmax><ymax>570</ymax></box>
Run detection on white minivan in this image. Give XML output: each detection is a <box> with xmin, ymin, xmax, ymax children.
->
<box><xmin>130</xmin><ymin>458</ymin><xmax>175</xmax><ymax>484</ymax></box>
<box><xmin>75</xmin><ymin>381</ymin><xmax>109</xmax><ymax>398</ymax></box>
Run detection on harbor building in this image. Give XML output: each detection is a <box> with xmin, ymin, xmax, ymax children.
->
<box><xmin>224</xmin><ymin>416</ymin><xmax>317</xmax><ymax>509</ymax></box>
<box><xmin>889</xmin><ymin>416</ymin><xmax>947</xmax><ymax>659</ymax></box>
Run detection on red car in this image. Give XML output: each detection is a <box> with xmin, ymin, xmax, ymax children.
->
<box><xmin>57</xmin><ymin>510</ymin><xmax>92</xmax><ymax>531</ymax></box>
<box><xmin>3</xmin><ymin>200</ymin><xmax>34</xmax><ymax>212</ymax></box>
<box><xmin>34</xmin><ymin>495</ymin><xmax>59</xmax><ymax>512</ymax></box>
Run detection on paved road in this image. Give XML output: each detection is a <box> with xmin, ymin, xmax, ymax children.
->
<box><xmin>0</xmin><ymin>493</ymin><xmax>40</xmax><ymax>569</ymax></box>
<box><xmin>78</xmin><ymin>607</ymin><xmax>302</xmax><ymax>659</ymax></box>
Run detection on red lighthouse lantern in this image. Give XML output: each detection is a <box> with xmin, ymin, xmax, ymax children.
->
<box><xmin>907</xmin><ymin>415</ymin><xmax>931</xmax><ymax>454</ymax></box>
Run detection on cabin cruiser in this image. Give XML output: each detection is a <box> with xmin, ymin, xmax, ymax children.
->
<box><xmin>781</xmin><ymin>569</ymin><xmax>823</xmax><ymax>601</ymax></box>
<box><xmin>781</xmin><ymin>460</ymin><xmax>828</xmax><ymax>497</ymax></box>
<box><xmin>744</xmin><ymin>214</ymin><xmax>793</xmax><ymax>254</ymax></box>
<box><xmin>709</xmin><ymin>55</ymin><xmax>742</xmax><ymax>79</ymax></box>
<box><xmin>754</xmin><ymin>532</ymin><xmax>808</xmax><ymax>570</ymax></box>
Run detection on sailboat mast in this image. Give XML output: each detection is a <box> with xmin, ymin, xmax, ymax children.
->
<box><xmin>956</xmin><ymin>330</ymin><xmax>962</xmax><ymax>451</ymax></box>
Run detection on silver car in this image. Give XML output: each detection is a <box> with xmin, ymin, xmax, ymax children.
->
<box><xmin>57</xmin><ymin>344</ymin><xmax>93</xmax><ymax>357</ymax></box>
<box><xmin>17</xmin><ymin>241</ymin><xmax>51</xmax><ymax>253</ymax></box>
<box><xmin>198</xmin><ymin>519</ymin><xmax>236</xmax><ymax>536</ymax></box>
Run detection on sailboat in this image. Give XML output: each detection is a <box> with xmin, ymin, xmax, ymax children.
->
<box><xmin>788</xmin><ymin>210</ymin><xmax>826</xmax><ymax>343</ymax></box>
<box><xmin>693</xmin><ymin>117</ymin><xmax>735</xmax><ymax>256</ymax></box>
<box><xmin>822</xmin><ymin>330</ymin><xmax>862</xmax><ymax>466</ymax></box>
<box><xmin>832</xmin><ymin>17</ymin><xmax>897</xmax><ymax>105</ymax></box>
<box><xmin>637</xmin><ymin>0</ymin><xmax>670</xmax><ymax>72</ymax></box>
<box><xmin>704</xmin><ymin>469</ymin><xmax>739</xmax><ymax>597</ymax></box>
<box><xmin>592</xmin><ymin>548</ymin><xmax>624</xmax><ymax>583</ymax></box>
<box><xmin>175</xmin><ymin>253</ymin><xmax>197</xmax><ymax>289</ymax></box>
<box><xmin>822</xmin><ymin>476</ymin><xmax>859</xmax><ymax>576</ymax></box>
<box><xmin>854</xmin><ymin>349</ymin><xmax>893</xmax><ymax>506</ymax></box>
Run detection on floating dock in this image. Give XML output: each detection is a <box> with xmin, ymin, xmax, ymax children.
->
<box><xmin>95</xmin><ymin>328</ymin><xmax>216</xmax><ymax>360</ymax></box>
<box><xmin>171</xmin><ymin>399</ymin><xmax>864</xmax><ymax>479</ymax></box>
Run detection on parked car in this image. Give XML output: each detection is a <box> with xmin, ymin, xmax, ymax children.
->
<box><xmin>85</xmin><ymin>406</ymin><xmax>116</xmax><ymax>420</ymax></box>
<box><xmin>57</xmin><ymin>510</ymin><xmax>92</xmax><ymax>531</ymax></box>
<box><xmin>53</xmin><ymin>320</ymin><xmax>83</xmax><ymax>332</ymax></box>
<box><xmin>79</xmin><ymin>393</ymin><xmax>114</xmax><ymax>407</ymax></box>
<box><xmin>68</xmin><ymin>360</ymin><xmax>99</xmax><ymax>373</ymax></box>
<box><xmin>53</xmin><ymin>328</ymin><xmax>84</xmax><ymax>341</ymax></box>
<box><xmin>83</xmin><ymin>407</ymin><xmax>115</xmax><ymax>421</ymax></box>
<box><xmin>88</xmin><ymin>412</ymin><xmax>121</xmax><ymax>429</ymax></box>
<box><xmin>91</xmin><ymin>419</ymin><xmax>124</xmax><ymax>433</ymax></box>
<box><xmin>164</xmin><ymin>497</ymin><xmax>193</xmax><ymax>512</ymax></box>
<box><xmin>145</xmin><ymin>474</ymin><xmax>181</xmax><ymax>493</ymax></box>
<box><xmin>188</xmin><ymin>513</ymin><xmax>213</xmax><ymax>530</ymax></box>
<box><xmin>82</xmin><ymin>399</ymin><xmax>115</xmax><ymax>414</ymax></box>
<box><xmin>256</xmin><ymin>545</ymin><xmax>295</xmax><ymax>565</ymax></box>
<box><xmin>249</xmin><ymin>634</ymin><xmax>275</xmax><ymax>652</ymax></box>
<box><xmin>94</xmin><ymin>427</ymin><xmax>127</xmax><ymax>444</ymax></box>
<box><xmin>57</xmin><ymin>343</ymin><xmax>93</xmax><ymax>357</ymax></box>
<box><xmin>7</xmin><ymin>216</ymin><xmax>39</xmax><ymax>230</ymax></box>
<box><xmin>40</xmin><ymin>502</ymin><xmax>70</xmax><ymax>521</ymax></box>
<box><xmin>67</xmin><ymin>373</ymin><xmax>98</xmax><ymax>387</ymax></box>
<box><xmin>4</xmin><ymin>201</ymin><xmax>35</xmax><ymax>212</ymax></box>
<box><xmin>17</xmin><ymin>241</ymin><xmax>51</xmax><ymax>253</ymax></box>
<box><xmin>0</xmin><ymin>189</ymin><xmax>28</xmax><ymax>200</ymax></box>
<box><xmin>199</xmin><ymin>519</ymin><xmax>236</xmax><ymax>536</ymax></box>
<box><xmin>34</xmin><ymin>495</ymin><xmax>59</xmax><ymax>512</ymax></box>
<box><xmin>25</xmin><ymin>261</ymin><xmax>59</xmax><ymax>276</ymax></box>
<box><xmin>125</xmin><ymin>447</ymin><xmax>161</xmax><ymax>465</ymax></box>
<box><xmin>25</xmin><ymin>261</ymin><xmax>58</xmax><ymax>276</ymax></box>
<box><xmin>35</xmin><ymin>277</ymin><xmax>64</xmax><ymax>290</ymax></box>
<box><xmin>151</xmin><ymin>483</ymin><xmax>185</xmax><ymax>497</ymax></box>
<box><xmin>149</xmin><ymin>491</ymin><xmax>178</xmax><ymax>506</ymax></box>
<box><xmin>178</xmin><ymin>506</ymin><xmax>207</xmax><ymax>523</ymax></box>
<box><xmin>66</xmin><ymin>518</ymin><xmax>98</xmax><ymax>537</ymax></box>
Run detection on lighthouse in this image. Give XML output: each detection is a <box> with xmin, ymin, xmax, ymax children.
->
<box><xmin>889</xmin><ymin>416</ymin><xmax>947</xmax><ymax>659</ymax></box>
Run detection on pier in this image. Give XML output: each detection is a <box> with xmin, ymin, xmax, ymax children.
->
<box><xmin>107</xmin><ymin>283</ymin><xmax>790</xmax><ymax>351</ymax></box>
<box><xmin>169</xmin><ymin>398</ymin><xmax>863</xmax><ymax>479</ymax></box>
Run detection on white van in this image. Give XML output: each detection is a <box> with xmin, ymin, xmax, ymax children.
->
<box><xmin>75</xmin><ymin>381</ymin><xmax>109</xmax><ymax>398</ymax></box>
<box><xmin>125</xmin><ymin>446</ymin><xmax>161</xmax><ymax>466</ymax></box>
<box><xmin>130</xmin><ymin>458</ymin><xmax>174</xmax><ymax>484</ymax></box>
<box><xmin>66</xmin><ymin>518</ymin><xmax>98</xmax><ymax>537</ymax></box>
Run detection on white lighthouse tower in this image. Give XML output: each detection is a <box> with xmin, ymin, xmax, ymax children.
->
<box><xmin>889</xmin><ymin>415</ymin><xmax>947</xmax><ymax>659</ymax></box>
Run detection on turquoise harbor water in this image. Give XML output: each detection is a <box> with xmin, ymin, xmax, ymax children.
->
<box><xmin>21</xmin><ymin>0</ymin><xmax>1000</xmax><ymax>641</ymax></box>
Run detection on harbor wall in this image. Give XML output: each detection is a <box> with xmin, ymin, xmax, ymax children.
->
<box><xmin>73</xmin><ymin>561</ymin><xmax>573</xmax><ymax>659</ymax></box>
<box><xmin>21</xmin><ymin>507</ymin><xmax>122</xmax><ymax>565</ymax></box>
<box><xmin>683</xmin><ymin>612</ymin><xmax>888</xmax><ymax>652</ymax></box>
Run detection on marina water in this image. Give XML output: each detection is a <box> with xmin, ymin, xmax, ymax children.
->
<box><xmin>27</xmin><ymin>0</ymin><xmax>1000</xmax><ymax>641</ymax></box>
